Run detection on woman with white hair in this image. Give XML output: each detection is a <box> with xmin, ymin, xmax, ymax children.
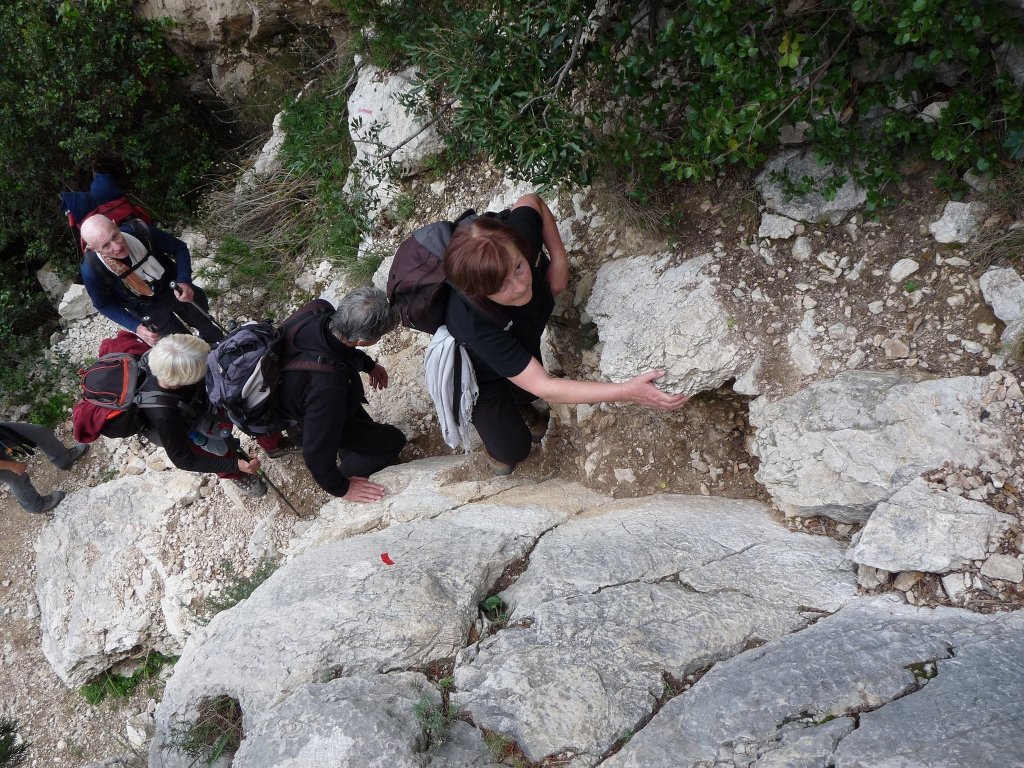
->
<box><xmin>143</xmin><ymin>334</ymin><xmax>265</xmax><ymax>496</ymax></box>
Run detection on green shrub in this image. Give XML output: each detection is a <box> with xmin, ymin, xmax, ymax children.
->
<box><xmin>79</xmin><ymin>652</ymin><xmax>177</xmax><ymax>705</ymax></box>
<box><xmin>339</xmin><ymin>0</ymin><xmax>1023</xmax><ymax>203</ymax></box>
<box><xmin>196</xmin><ymin>559</ymin><xmax>279</xmax><ymax>624</ymax></box>
<box><xmin>201</xmin><ymin>63</ymin><xmax>375</xmax><ymax>305</ymax></box>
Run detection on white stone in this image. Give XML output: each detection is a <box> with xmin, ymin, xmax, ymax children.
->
<box><xmin>58</xmin><ymin>284</ymin><xmax>97</xmax><ymax>322</ymax></box>
<box><xmin>586</xmin><ymin>254</ymin><xmax>748</xmax><ymax>396</ymax></box>
<box><xmin>980</xmin><ymin>554</ymin><xmax>1024</xmax><ymax>583</ymax></box>
<box><xmin>929</xmin><ymin>201</ymin><xmax>981</xmax><ymax>244</ymax></box>
<box><xmin>889</xmin><ymin>259</ymin><xmax>919</xmax><ymax>282</ymax></box>
<box><xmin>758</xmin><ymin>213</ymin><xmax>800</xmax><ymax>240</ymax></box>
<box><xmin>848</xmin><ymin>479</ymin><xmax>1013</xmax><ymax>573</ymax></box>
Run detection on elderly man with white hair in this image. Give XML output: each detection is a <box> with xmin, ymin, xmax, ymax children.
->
<box><xmin>79</xmin><ymin>214</ymin><xmax>222</xmax><ymax>346</ymax></box>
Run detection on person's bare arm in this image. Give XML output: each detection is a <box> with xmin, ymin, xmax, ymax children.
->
<box><xmin>508</xmin><ymin>358</ymin><xmax>689</xmax><ymax>410</ymax></box>
<box><xmin>512</xmin><ymin>194</ymin><xmax>569</xmax><ymax>296</ymax></box>
<box><xmin>0</xmin><ymin>458</ymin><xmax>28</xmax><ymax>475</ymax></box>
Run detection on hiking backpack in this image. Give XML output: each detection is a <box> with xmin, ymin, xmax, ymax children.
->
<box><xmin>205</xmin><ymin>299</ymin><xmax>344</xmax><ymax>436</ymax></box>
<box><xmin>71</xmin><ymin>347</ymin><xmax>195</xmax><ymax>443</ymax></box>
<box><xmin>60</xmin><ymin>172</ymin><xmax>153</xmax><ymax>257</ymax></box>
<box><xmin>386</xmin><ymin>210</ymin><xmax>514</xmax><ymax>334</ymax></box>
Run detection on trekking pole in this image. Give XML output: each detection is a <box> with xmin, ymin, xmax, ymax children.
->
<box><xmin>139</xmin><ymin>316</ymin><xmax>160</xmax><ymax>344</ymax></box>
<box><xmin>224</xmin><ymin>432</ymin><xmax>301</xmax><ymax>516</ymax></box>
<box><xmin>169</xmin><ymin>281</ymin><xmax>229</xmax><ymax>336</ymax></box>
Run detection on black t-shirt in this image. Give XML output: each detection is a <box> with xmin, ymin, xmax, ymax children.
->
<box><xmin>444</xmin><ymin>206</ymin><xmax>553</xmax><ymax>382</ymax></box>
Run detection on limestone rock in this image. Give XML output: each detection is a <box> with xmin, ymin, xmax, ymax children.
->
<box><xmin>35</xmin><ymin>473</ymin><xmax>204</xmax><ymax>687</ymax></box>
<box><xmin>749</xmin><ymin>371</ymin><xmax>1012</xmax><ymax>522</ymax></box>
<box><xmin>889</xmin><ymin>258</ymin><xmax>920</xmax><ymax>282</ymax></box>
<box><xmin>232</xmin><ymin>673</ymin><xmax>435</xmax><ymax>768</ymax></box>
<box><xmin>758</xmin><ymin>213</ymin><xmax>800</xmax><ymax>240</ymax></box>
<box><xmin>980</xmin><ymin>267</ymin><xmax>1024</xmax><ymax>363</ymax></box>
<box><xmin>847</xmin><ymin>478</ymin><xmax>1013</xmax><ymax>573</ymax></box>
<box><xmin>348</xmin><ymin>64</ymin><xmax>444</xmax><ymax>178</ymax></box>
<box><xmin>756</xmin><ymin>149</ymin><xmax>866</xmax><ymax>225</ymax></box>
<box><xmin>58</xmin><ymin>284</ymin><xmax>97</xmax><ymax>322</ymax></box>
<box><xmin>606</xmin><ymin>597</ymin><xmax>1023</xmax><ymax>767</ymax></box>
<box><xmin>585</xmin><ymin>254</ymin><xmax>747</xmax><ymax>396</ymax></box>
<box><xmin>929</xmin><ymin>201</ymin><xmax>981</xmax><ymax>244</ymax></box>
<box><xmin>37</xmin><ymin>264</ymin><xmax>72</xmax><ymax>305</ymax></box>
<box><xmin>286</xmin><ymin>456</ymin><xmax>595</xmax><ymax>558</ymax></box>
<box><xmin>980</xmin><ymin>554</ymin><xmax>1024</xmax><ymax>583</ymax></box>
<box><xmin>452</xmin><ymin>495</ymin><xmax>856</xmax><ymax>762</ymax></box>
<box><xmin>149</xmin><ymin>503</ymin><xmax>565</xmax><ymax>767</ymax></box>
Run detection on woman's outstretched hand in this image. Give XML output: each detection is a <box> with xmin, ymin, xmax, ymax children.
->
<box><xmin>627</xmin><ymin>370</ymin><xmax>690</xmax><ymax>410</ymax></box>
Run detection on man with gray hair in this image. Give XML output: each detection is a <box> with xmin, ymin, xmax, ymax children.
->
<box><xmin>277</xmin><ymin>287</ymin><xmax>405</xmax><ymax>502</ymax></box>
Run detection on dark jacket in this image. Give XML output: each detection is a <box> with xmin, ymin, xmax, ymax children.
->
<box><xmin>278</xmin><ymin>312</ymin><xmax>375</xmax><ymax>496</ymax></box>
<box><xmin>81</xmin><ymin>221</ymin><xmax>194</xmax><ymax>331</ymax></box>
<box><xmin>138</xmin><ymin>379</ymin><xmax>236</xmax><ymax>475</ymax></box>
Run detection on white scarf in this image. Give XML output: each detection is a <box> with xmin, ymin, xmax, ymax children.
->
<box><xmin>97</xmin><ymin>231</ymin><xmax>166</xmax><ymax>296</ymax></box>
<box><xmin>424</xmin><ymin>326</ymin><xmax>478</xmax><ymax>452</ymax></box>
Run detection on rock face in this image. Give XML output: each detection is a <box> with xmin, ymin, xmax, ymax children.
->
<box><xmin>232</xmin><ymin>673</ymin><xmax>435</xmax><ymax>768</ymax></box>
<box><xmin>756</xmin><ymin>149</ymin><xmax>866</xmax><ymax>225</ymax></box>
<box><xmin>136</xmin><ymin>0</ymin><xmax>332</xmax><ymax>49</ymax></box>
<box><xmin>149</xmin><ymin>503</ymin><xmax>567</xmax><ymax>767</ymax></box>
<box><xmin>35</xmin><ymin>473</ymin><xmax>204</xmax><ymax>686</ymax></box>
<box><xmin>749</xmin><ymin>370</ymin><xmax>1012</xmax><ymax>522</ymax></box>
<box><xmin>452</xmin><ymin>495</ymin><xmax>856</xmax><ymax>762</ymax></box>
<box><xmin>585</xmin><ymin>254</ymin><xmax>748</xmax><ymax>395</ymax></box>
<box><xmin>149</xmin><ymin>490</ymin><xmax>856</xmax><ymax>767</ymax></box>
<box><xmin>606</xmin><ymin>597</ymin><xmax>1024</xmax><ymax>767</ymax></box>
<box><xmin>345</xmin><ymin>63</ymin><xmax>444</xmax><ymax>216</ymax></box>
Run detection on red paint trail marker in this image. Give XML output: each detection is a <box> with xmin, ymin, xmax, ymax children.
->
<box><xmin>380</xmin><ymin>552</ymin><xmax>395</xmax><ymax>565</ymax></box>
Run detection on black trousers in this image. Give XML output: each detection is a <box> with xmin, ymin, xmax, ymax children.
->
<box><xmin>331</xmin><ymin>408</ymin><xmax>407</xmax><ymax>478</ymax></box>
<box><xmin>128</xmin><ymin>286</ymin><xmax>224</xmax><ymax>344</ymax></box>
<box><xmin>472</xmin><ymin>378</ymin><xmax>537</xmax><ymax>466</ymax></box>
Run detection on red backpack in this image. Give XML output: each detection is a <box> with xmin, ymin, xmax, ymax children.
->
<box><xmin>59</xmin><ymin>172</ymin><xmax>153</xmax><ymax>256</ymax></box>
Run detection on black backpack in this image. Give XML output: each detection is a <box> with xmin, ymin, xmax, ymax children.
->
<box><xmin>206</xmin><ymin>299</ymin><xmax>344</xmax><ymax>436</ymax></box>
<box><xmin>72</xmin><ymin>351</ymin><xmax>195</xmax><ymax>442</ymax></box>
<box><xmin>386</xmin><ymin>210</ymin><xmax>512</xmax><ymax>334</ymax></box>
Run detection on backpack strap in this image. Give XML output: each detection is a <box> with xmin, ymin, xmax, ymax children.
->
<box><xmin>83</xmin><ymin>219</ymin><xmax>175</xmax><ymax>290</ymax></box>
<box><xmin>278</xmin><ymin>300</ymin><xmax>345</xmax><ymax>375</ymax></box>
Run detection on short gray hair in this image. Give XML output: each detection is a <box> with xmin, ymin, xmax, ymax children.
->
<box><xmin>148</xmin><ymin>334</ymin><xmax>211</xmax><ymax>387</ymax></box>
<box><xmin>329</xmin><ymin>286</ymin><xmax>398</xmax><ymax>344</ymax></box>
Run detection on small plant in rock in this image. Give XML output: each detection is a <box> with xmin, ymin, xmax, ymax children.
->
<box><xmin>483</xmin><ymin>731</ymin><xmax>531</xmax><ymax>767</ymax></box>
<box><xmin>196</xmin><ymin>558</ymin><xmax>279</xmax><ymax>624</ymax></box>
<box><xmin>0</xmin><ymin>718</ymin><xmax>28</xmax><ymax>767</ymax></box>
<box><xmin>480</xmin><ymin>596</ymin><xmax>509</xmax><ymax>624</ymax></box>
<box><xmin>79</xmin><ymin>652</ymin><xmax>176</xmax><ymax>705</ymax></box>
<box><xmin>906</xmin><ymin>660</ymin><xmax>939</xmax><ymax>682</ymax></box>
<box><xmin>172</xmin><ymin>696</ymin><xmax>243</xmax><ymax>766</ymax></box>
<box><xmin>413</xmin><ymin>690</ymin><xmax>455</xmax><ymax>746</ymax></box>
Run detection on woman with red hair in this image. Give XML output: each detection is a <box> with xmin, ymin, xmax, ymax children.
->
<box><xmin>443</xmin><ymin>193</ymin><xmax>688</xmax><ymax>474</ymax></box>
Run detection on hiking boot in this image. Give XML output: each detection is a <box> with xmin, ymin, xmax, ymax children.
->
<box><xmin>486</xmin><ymin>453</ymin><xmax>516</xmax><ymax>477</ymax></box>
<box><xmin>36</xmin><ymin>490</ymin><xmax>66</xmax><ymax>514</ymax></box>
<box><xmin>232</xmin><ymin>474</ymin><xmax>268</xmax><ymax>498</ymax></box>
<box><xmin>519</xmin><ymin>404</ymin><xmax>549</xmax><ymax>443</ymax></box>
<box><xmin>61</xmin><ymin>443</ymin><xmax>90</xmax><ymax>469</ymax></box>
<box><xmin>266</xmin><ymin>437</ymin><xmax>302</xmax><ymax>459</ymax></box>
